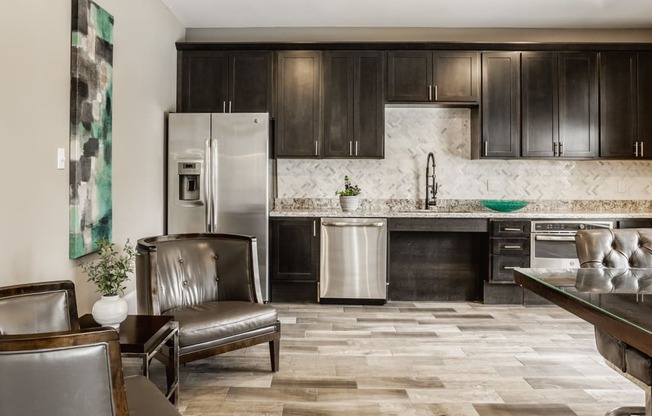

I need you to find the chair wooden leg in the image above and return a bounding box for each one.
[269,337,280,372]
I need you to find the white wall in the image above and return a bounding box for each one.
[0,0,184,313]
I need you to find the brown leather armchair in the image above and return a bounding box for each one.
[136,233,280,370]
[0,328,181,416]
[576,228,652,416]
[0,280,79,334]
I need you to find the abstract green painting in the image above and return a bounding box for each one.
[69,0,114,258]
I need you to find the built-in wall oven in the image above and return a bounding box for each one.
[530,220,613,268]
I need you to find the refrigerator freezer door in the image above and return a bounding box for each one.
[211,113,270,301]
[167,113,211,234]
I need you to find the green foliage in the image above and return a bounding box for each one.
[335,175,362,196]
[80,238,135,296]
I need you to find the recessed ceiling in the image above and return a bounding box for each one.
[159,0,652,29]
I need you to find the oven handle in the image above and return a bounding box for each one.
[534,235,576,242]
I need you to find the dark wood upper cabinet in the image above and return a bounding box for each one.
[386,51,479,103]
[229,52,273,113]
[600,52,652,159]
[178,51,271,113]
[323,51,385,158]
[275,51,323,158]
[481,52,520,158]
[179,51,228,112]
[639,53,652,158]
[522,52,598,158]
[557,52,599,158]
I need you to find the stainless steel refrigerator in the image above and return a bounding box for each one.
[166,113,273,301]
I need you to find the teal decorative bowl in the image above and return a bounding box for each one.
[481,200,529,212]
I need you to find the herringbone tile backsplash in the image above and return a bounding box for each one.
[277,107,652,201]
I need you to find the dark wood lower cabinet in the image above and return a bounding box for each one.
[269,218,320,302]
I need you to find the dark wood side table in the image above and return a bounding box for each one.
[80,314,179,405]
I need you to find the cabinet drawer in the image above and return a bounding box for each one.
[492,238,530,255]
[491,255,530,283]
[491,220,530,237]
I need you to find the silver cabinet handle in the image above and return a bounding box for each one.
[315,140,318,156]
[222,101,226,113]
[434,85,438,101]
[503,228,522,232]
[349,141,353,156]
[642,141,645,157]
[228,101,232,113]
[635,141,639,157]
[313,220,316,237]
[322,222,385,227]
[428,85,433,101]
[503,266,518,270]
[503,245,523,249]
[534,235,576,242]
[483,141,488,157]
[355,140,358,156]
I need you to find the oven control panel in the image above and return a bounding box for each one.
[532,221,613,233]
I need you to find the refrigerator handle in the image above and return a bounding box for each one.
[204,139,212,233]
[209,138,219,232]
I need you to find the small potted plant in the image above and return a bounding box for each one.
[80,237,136,329]
[335,175,362,212]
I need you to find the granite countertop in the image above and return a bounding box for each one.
[271,198,652,219]
[270,208,652,219]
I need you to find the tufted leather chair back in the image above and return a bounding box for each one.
[136,234,261,315]
[575,228,652,269]
[0,281,79,335]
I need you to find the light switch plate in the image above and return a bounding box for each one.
[57,148,66,170]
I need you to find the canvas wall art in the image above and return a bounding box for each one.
[69,0,114,258]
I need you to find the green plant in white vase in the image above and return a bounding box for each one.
[335,175,362,212]
[80,238,135,329]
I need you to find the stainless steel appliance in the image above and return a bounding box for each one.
[530,220,613,268]
[167,113,273,301]
[319,218,388,304]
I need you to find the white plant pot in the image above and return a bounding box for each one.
[339,195,360,212]
[92,295,128,329]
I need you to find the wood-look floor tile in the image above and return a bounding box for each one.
[283,402,382,416]
[382,402,481,415]
[271,377,357,389]
[473,403,578,416]
[226,387,318,402]
[356,376,443,389]
[316,387,410,403]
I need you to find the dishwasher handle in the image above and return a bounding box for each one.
[322,221,385,227]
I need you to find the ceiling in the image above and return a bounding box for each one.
[159,0,652,29]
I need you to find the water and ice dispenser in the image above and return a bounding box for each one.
[178,161,201,201]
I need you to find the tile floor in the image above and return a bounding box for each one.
[136,302,645,416]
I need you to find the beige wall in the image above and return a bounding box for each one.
[0,0,184,313]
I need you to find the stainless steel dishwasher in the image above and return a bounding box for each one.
[319,218,387,304]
